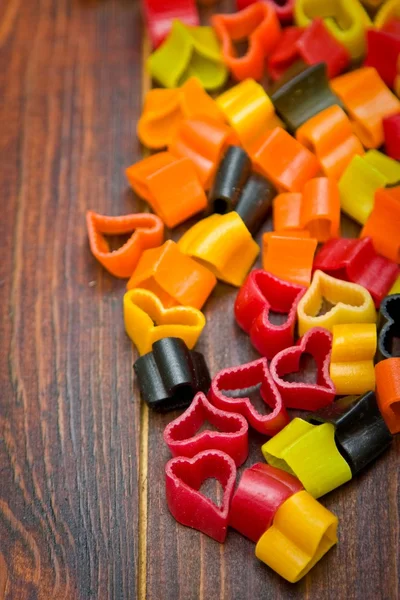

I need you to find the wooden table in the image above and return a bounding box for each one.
[0,0,399,598]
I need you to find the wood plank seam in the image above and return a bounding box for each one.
[138,32,151,600]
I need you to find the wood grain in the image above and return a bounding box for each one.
[0,0,399,599]
[0,0,143,598]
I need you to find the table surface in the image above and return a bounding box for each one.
[1,0,399,598]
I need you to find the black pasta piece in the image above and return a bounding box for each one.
[133,337,211,412]
[209,145,252,214]
[235,173,276,235]
[270,62,343,132]
[307,391,393,476]
[376,293,400,362]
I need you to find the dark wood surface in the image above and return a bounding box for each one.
[0,0,399,598]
